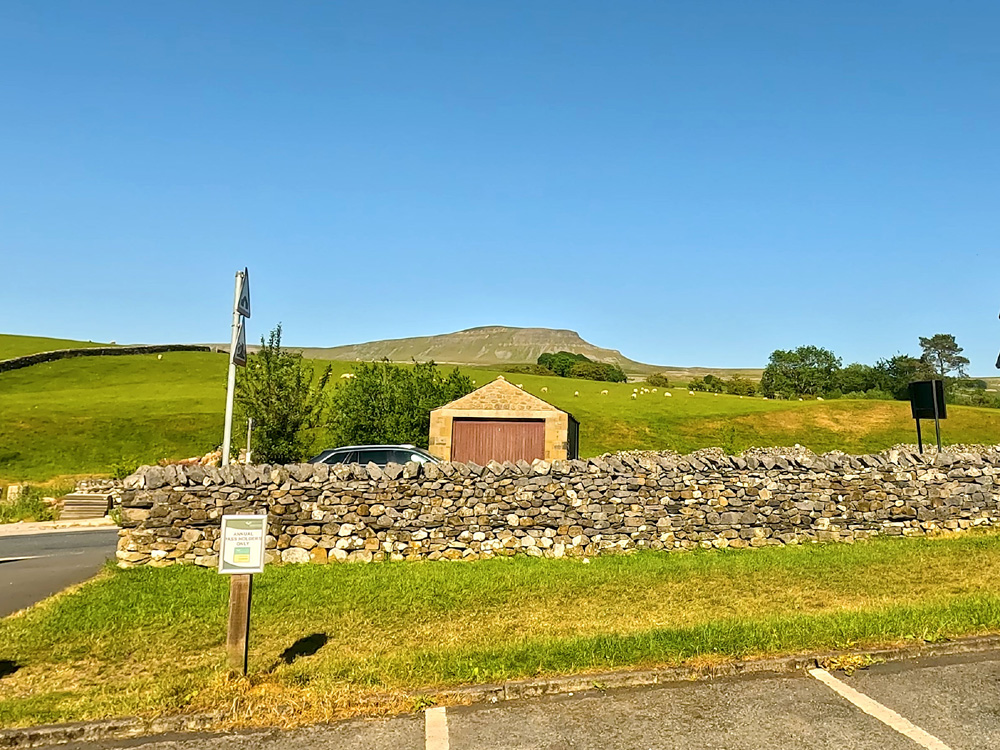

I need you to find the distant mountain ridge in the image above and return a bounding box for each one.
[295,326,664,374]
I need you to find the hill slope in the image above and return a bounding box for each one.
[2,351,1000,483]
[0,334,109,361]
[299,326,665,373]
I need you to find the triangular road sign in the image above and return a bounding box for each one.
[233,319,248,367]
[236,268,251,318]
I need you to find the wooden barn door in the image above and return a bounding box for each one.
[451,419,545,464]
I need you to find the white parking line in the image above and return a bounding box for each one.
[0,556,45,563]
[808,668,953,750]
[425,706,449,750]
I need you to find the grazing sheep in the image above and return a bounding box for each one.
[574,391,579,397]
[516,383,523,389]
[340,372,355,379]
[798,398,804,401]
[633,388,638,393]
[664,391,672,397]
[817,396,824,401]
[630,392,637,400]
[714,393,718,396]
[652,388,657,393]
[541,386,548,393]
[600,389,608,395]
[689,391,695,395]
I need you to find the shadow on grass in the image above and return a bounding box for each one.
[0,660,20,679]
[269,633,329,672]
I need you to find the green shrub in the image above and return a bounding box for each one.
[646,373,671,388]
[110,457,140,480]
[0,486,58,524]
[568,361,627,383]
[500,364,556,376]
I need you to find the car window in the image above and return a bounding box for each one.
[407,452,431,464]
[357,449,393,465]
[324,450,357,465]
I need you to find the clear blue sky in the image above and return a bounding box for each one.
[2,1,997,371]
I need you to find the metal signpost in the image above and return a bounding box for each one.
[219,514,267,674]
[222,268,251,467]
[908,380,947,454]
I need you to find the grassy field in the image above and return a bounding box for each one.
[2,534,1000,728]
[2,353,1000,483]
[0,333,109,361]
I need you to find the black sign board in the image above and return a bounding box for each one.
[908,379,946,453]
[908,380,947,421]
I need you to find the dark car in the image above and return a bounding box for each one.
[307,444,440,467]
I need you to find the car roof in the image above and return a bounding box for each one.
[322,444,423,451]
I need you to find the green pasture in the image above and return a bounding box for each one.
[2,534,1000,727]
[0,333,109,361]
[1,352,999,483]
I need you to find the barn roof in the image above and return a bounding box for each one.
[434,376,566,414]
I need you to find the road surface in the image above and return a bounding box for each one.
[42,650,1000,749]
[0,529,118,617]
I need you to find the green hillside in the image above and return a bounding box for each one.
[2,351,1000,483]
[0,333,110,360]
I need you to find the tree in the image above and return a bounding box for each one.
[537,351,590,377]
[236,325,332,463]
[872,354,934,400]
[328,360,473,448]
[759,346,842,398]
[724,376,757,396]
[567,361,627,382]
[837,363,879,394]
[918,334,970,379]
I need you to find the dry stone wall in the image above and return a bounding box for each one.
[116,449,1000,567]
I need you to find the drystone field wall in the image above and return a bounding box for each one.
[0,344,213,373]
[116,449,1000,567]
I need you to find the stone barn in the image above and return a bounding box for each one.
[429,377,580,464]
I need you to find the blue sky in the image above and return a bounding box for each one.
[2,1,997,371]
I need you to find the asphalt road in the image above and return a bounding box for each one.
[0,529,118,617]
[47,650,1000,750]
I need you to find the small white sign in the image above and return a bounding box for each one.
[219,514,267,574]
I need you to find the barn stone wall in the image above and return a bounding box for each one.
[116,448,1000,567]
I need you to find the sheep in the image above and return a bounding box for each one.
[652,388,657,392]
[157,354,162,360]
[574,391,579,397]
[664,391,672,397]
[515,383,523,389]
[600,389,608,395]
[340,372,355,379]
[630,392,637,400]
[541,386,548,393]
[633,388,638,393]
[817,396,824,401]
[798,398,804,401]
[689,391,695,395]
[714,393,718,396]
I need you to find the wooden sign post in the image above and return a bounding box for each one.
[219,514,267,676]
[227,574,253,674]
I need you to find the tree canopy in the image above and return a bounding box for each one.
[236,324,331,463]
[328,360,473,448]
[919,333,970,379]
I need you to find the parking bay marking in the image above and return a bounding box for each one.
[425,706,449,750]
[808,668,953,750]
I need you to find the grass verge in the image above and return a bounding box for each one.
[3,533,1000,729]
[0,486,65,524]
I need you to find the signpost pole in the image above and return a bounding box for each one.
[915,419,923,454]
[245,418,254,465]
[226,573,253,675]
[221,270,244,467]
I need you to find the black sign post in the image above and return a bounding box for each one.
[908,380,946,453]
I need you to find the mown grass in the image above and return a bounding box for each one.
[0,333,108,360]
[2,352,1000,483]
[2,533,1000,728]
